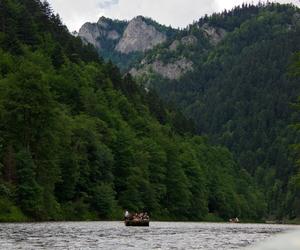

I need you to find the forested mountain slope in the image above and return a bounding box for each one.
[80,3,300,220]
[0,0,265,221]
[130,3,300,219]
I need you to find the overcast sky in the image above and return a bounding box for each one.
[47,0,300,31]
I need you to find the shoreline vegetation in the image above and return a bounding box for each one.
[0,194,298,224]
[1,210,299,225]
[0,220,298,225]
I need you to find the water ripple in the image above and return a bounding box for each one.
[0,222,298,249]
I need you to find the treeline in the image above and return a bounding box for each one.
[287,52,300,220]
[138,3,300,220]
[0,0,265,221]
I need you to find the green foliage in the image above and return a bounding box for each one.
[15,150,43,219]
[137,3,300,219]
[0,0,265,222]
[91,183,116,219]
[0,197,27,222]
[286,54,300,220]
[287,173,300,218]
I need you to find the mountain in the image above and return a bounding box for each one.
[79,16,127,51]
[130,22,228,81]
[0,0,265,222]
[78,16,177,69]
[79,3,300,220]
[138,3,300,219]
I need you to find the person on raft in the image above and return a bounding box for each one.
[124,211,149,221]
[124,210,130,220]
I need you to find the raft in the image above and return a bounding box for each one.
[125,219,150,227]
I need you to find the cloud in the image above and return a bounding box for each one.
[102,0,219,28]
[98,0,119,9]
[215,0,300,10]
[47,0,108,31]
[47,0,300,31]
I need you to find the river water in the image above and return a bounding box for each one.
[0,221,298,249]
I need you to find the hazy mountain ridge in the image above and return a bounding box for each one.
[79,16,127,51]
[129,22,228,80]
[78,15,177,68]
[78,15,233,81]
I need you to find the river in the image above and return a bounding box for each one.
[0,221,298,249]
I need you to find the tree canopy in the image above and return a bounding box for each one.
[0,0,266,221]
[134,3,300,220]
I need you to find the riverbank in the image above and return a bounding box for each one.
[0,200,299,225]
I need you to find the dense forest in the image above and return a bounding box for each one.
[133,3,300,220]
[0,0,266,222]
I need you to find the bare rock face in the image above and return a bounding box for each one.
[152,59,193,79]
[115,16,167,54]
[107,30,120,40]
[181,35,198,46]
[78,17,122,51]
[169,35,197,52]
[130,57,193,80]
[201,23,227,45]
[78,16,168,55]
[79,22,102,49]
[169,40,180,51]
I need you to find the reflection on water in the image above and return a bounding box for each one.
[0,222,298,249]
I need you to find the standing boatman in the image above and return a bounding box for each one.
[124,210,130,220]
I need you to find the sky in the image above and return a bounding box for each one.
[47,0,300,31]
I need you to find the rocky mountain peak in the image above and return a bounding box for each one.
[97,16,111,28]
[97,16,110,22]
[78,16,168,55]
[78,22,102,49]
[115,16,167,54]
[200,23,227,45]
